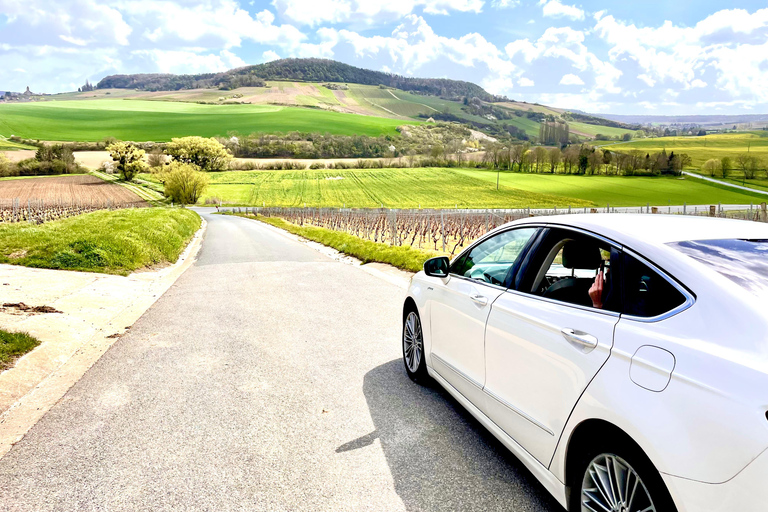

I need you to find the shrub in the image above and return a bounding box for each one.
[166,136,232,171]
[309,162,326,169]
[162,162,210,204]
[107,142,148,181]
[147,147,166,168]
[0,153,18,177]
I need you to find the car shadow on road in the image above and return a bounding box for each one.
[352,359,565,512]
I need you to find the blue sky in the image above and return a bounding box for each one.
[2,0,768,114]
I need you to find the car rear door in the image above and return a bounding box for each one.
[429,227,539,403]
[482,227,621,465]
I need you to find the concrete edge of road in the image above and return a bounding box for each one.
[238,214,413,290]
[0,218,207,459]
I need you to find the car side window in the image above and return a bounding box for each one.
[622,253,687,318]
[519,229,621,312]
[450,228,537,286]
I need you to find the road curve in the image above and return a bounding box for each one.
[0,211,562,512]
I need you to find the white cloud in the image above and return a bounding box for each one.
[270,0,484,27]
[593,7,768,100]
[492,0,519,8]
[262,50,281,62]
[559,73,583,85]
[319,15,516,79]
[539,0,585,21]
[518,77,534,86]
[505,26,621,93]
[132,49,246,74]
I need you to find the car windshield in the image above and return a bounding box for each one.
[668,239,768,298]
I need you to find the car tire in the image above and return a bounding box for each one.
[570,441,677,512]
[403,308,429,384]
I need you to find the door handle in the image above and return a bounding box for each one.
[561,328,598,350]
[470,293,488,306]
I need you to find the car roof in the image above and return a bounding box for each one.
[510,214,768,248]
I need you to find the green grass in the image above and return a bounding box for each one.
[0,330,42,371]
[0,99,415,142]
[236,213,436,272]
[0,208,200,275]
[453,170,768,206]
[141,168,593,208]
[605,132,768,167]
[0,139,36,151]
[569,122,635,138]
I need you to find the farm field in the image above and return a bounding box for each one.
[604,132,768,167]
[140,168,593,209]
[453,170,767,207]
[569,122,636,138]
[0,99,415,142]
[0,174,147,207]
[0,140,36,151]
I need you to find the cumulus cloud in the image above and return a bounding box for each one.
[262,50,281,62]
[593,7,768,101]
[270,0,484,27]
[559,73,583,85]
[518,77,534,86]
[505,26,621,93]
[492,0,519,8]
[132,49,246,74]
[539,0,585,21]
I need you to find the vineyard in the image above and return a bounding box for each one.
[225,204,768,256]
[0,175,148,223]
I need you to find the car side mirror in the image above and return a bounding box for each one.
[424,256,450,278]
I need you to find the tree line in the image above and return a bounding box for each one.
[483,144,690,176]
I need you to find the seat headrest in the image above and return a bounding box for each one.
[562,240,603,270]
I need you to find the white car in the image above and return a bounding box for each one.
[402,214,768,512]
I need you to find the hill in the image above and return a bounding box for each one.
[96,58,501,102]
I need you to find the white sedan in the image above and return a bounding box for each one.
[402,214,768,512]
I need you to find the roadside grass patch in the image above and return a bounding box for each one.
[235,213,436,272]
[0,208,200,275]
[0,330,41,371]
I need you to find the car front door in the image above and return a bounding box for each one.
[429,227,538,403]
[482,228,621,465]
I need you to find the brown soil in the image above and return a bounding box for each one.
[2,302,62,314]
[0,175,148,208]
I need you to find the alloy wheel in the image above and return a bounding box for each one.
[581,453,656,512]
[403,312,423,373]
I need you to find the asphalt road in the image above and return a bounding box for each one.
[0,212,563,512]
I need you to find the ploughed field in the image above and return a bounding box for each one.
[0,175,147,208]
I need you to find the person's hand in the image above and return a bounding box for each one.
[589,269,604,309]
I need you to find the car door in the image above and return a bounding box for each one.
[482,227,621,465]
[429,227,539,403]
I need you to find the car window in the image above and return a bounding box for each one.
[668,239,768,299]
[623,253,687,318]
[520,229,620,312]
[450,228,537,286]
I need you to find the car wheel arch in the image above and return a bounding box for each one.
[563,418,672,508]
[403,297,418,320]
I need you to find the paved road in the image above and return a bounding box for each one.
[683,171,768,196]
[0,212,562,511]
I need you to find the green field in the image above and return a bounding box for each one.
[142,168,593,208]
[0,99,415,142]
[140,166,764,208]
[605,132,768,167]
[569,122,636,138]
[0,208,200,275]
[454,170,767,206]
[0,139,36,151]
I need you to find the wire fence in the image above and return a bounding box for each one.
[223,202,768,256]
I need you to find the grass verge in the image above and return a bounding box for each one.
[0,330,41,371]
[0,208,200,275]
[233,213,435,272]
